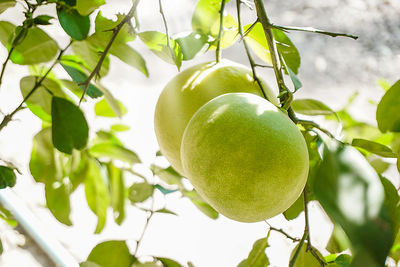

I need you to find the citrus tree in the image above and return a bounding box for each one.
[0,0,399,266]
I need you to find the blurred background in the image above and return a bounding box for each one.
[0,0,399,266]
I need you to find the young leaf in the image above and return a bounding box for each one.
[376,80,400,133]
[94,98,127,118]
[157,257,183,267]
[243,22,271,64]
[72,40,110,77]
[10,27,58,65]
[107,163,126,225]
[351,138,397,158]
[76,0,105,16]
[60,61,103,98]
[108,43,148,77]
[51,97,89,154]
[0,0,16,14]
[192,0,231,37]
[0,166,16,189]
[45,182,72,225]
[183,190,218,219]
[111,124,130,132]
[30,128,57,184]
[238,237,269,267]
[87,240,134,267]
[0,205,17,227]
[150,165,183,188]
[175,32,207,60]
[57,7,90,40]
[138,31,183,70]
[312,144,393,266]
[0,21,15,47]
[89,143,140,165]
[272,28,301,74]
[155,208,177,216]
[94,12,135,43]
[20,76,67,121]
[128,182,154,203]
[33,15,54,25]
[84,159,110,233]
[291,99,334,116]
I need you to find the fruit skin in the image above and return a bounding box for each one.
[181,93,308,222]
[290,243,323,267]
[154,60,279,175]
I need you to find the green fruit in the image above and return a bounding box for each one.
[154,60,278,175]
[181,93,308,222]
[290,243,323,267]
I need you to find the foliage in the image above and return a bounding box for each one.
[0,0,398,266]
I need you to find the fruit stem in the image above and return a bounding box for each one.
[216,0,226,63]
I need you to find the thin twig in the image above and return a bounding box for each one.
[158,0,175,66]
[265,221,300,242]
[0,47,15,88]
[236,0,268,99]
[0,41,72,131]
[271,24,358,40]
[79,0,140,104]
[134,196,155,256]
[253,0,292,109]
[216,0,226,63]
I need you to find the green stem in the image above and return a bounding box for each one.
[158,0,176,66]
[289,231,307,267]
[271,24,358,40]
[216,0,226,63]
[0,47,14,88]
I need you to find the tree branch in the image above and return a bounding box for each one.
[78,0,140,104]
[0,41,72,132]
[271,24,358,40]
[265,221,300,242]
[216,0,226,63]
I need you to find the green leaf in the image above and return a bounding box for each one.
[291,99,335,116]
[87,241,134,267]
[51,97,89,154]
[60,61,103,98]
[0,205,17,227]
[368,157,390,174]
[155,208,177,216]
[94,12,135,44]
[138,31,183,70]
[71,40,109,77]
[76,0,105,16]
[0,166,16,189]
[183,190,219,219]
[244,22,271,64]
[10,27,58,65]
[89,143,140,165]
[238,237,269,267]
[94,98,127,118]
[377,80,400,132]
[20,76,67,121]
[107,163,126,225]
[334,254,351,267]
[157,257,183,267]
[68,151,88,190]
[0,21,15,47]
[312,144,393,266]
[209,13,238,49]
[109,42,148,76]
[175,32,207,60]
[45,182,72,225]
[272,28,301,74]
[192,0,231,37]
[57,7,90,40]
[351,138,397,158]
[111,124,130,132]
[287,66,302,92]
[128,182,154,203]
[0,0,15,14]
[33,15,54,25]
[30,128,57,184]
[283,193,303,220]
[80,262,102,267]
[380,177,400,238]
[84,159,110,233]
[326,224,351,254]
[150,165,183,188]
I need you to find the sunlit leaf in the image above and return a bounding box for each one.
[107,163,126,225]
[272,28,301,74]
[208,13,238,49]
[10,27,58,65]
[312,144,393,266]
[80,262,101,267]
[85,158,110,233]
[76,0,105,16]
[238,236,269,267]
[351,138,397,158]
[72,40,109,77]
[111,124,130,132]
[291,99,334,116]
[45,182,72,225]
[89,143,140,165]
[57,7,90,40]
[175,32,207,60]
[157,257,183,267]
[94,98,127,118]
[183,190,218,219]
[109,43,148,77]
[87,240,134,267]
[94,12,135,43]
[192,0,231,37]
[150,165,183,188]
[376,80,400,133]
[0,21,15,47]
[244,22,271,64]
[138,31,183,70]
[0,0,16,14]
[0,166,16,189]
[128,182,154,203]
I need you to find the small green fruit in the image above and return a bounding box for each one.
[154,60,278,175]
[181,93,308,222]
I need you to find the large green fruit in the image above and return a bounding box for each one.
[154,60,278,175]
[289,243,323,267]
[181,93,308,222]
